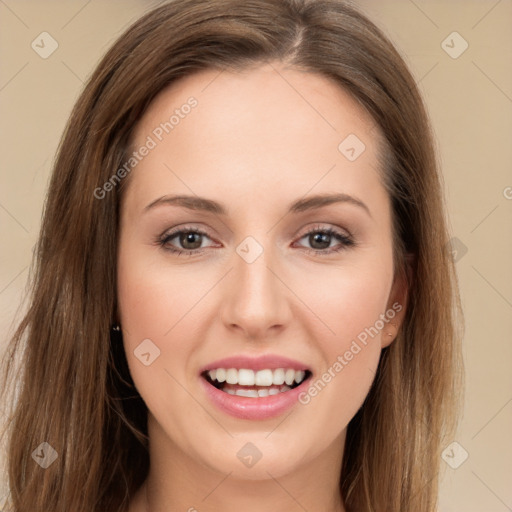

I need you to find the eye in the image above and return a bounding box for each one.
[294,225,355,255]
[156,224,355,257]
[157,227,215,256]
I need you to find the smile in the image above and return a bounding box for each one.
[203,368,310,397]
[199,354,313,420]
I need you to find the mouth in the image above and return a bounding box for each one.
[201,368,312,398]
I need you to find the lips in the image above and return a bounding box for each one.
[199,354,310,373]
[199,354,313,420]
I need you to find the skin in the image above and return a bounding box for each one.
[118,61,408,512]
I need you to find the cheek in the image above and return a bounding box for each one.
[116,243,188,399]
[117,241,198,338]
[291,263,390,422]
[294,322,384,456]
[290,257,391,347]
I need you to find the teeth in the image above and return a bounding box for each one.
[206,367,308,387]
[272,368,285,385]
[235,389,259,397]
[221,384,293,398]
[285,368,295,385]
[226,368,238,384]
[238,368,255,386]
[294,370,305,383]
[255,369,273,386]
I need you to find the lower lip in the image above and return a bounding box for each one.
[200,376,310,420]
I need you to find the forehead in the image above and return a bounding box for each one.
[124,62,386,217]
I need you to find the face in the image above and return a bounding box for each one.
[117,62,407,481]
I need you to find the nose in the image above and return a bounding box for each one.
[220,240,292,341]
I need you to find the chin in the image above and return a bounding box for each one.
[191,430,314,481]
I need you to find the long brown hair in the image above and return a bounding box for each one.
[1,0,464,510]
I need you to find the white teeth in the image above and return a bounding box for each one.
[285,369,295,385]
[220,384,294,398]
[226,368,238,384]
[255,369,273,386]
[226,386,292,397]
[206,367,308,387]
[272,368,285,385]
[235,389,259,397]
[238,369,255,386]
[205,367,309,397]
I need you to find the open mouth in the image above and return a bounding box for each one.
[202,368,312,398]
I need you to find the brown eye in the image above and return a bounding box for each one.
[296,226,355,255]
[158,227,213,255]
[308,231,332,250]
[177,231,203,250]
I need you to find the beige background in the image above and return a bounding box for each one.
[1,0,511,510]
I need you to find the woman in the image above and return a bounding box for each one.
[1,0,464,510]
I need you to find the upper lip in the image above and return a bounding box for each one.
[199,354,311,374]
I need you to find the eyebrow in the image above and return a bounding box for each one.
[144,192,372,218]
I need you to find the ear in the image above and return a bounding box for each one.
[381,253,414,348]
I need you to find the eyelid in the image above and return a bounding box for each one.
[296,222,352,240]
[294,224,355,253]
[157,222,355,256]
[159,225,218,249]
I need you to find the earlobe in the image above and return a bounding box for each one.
[382,321,398,347]
[382,254,413,348]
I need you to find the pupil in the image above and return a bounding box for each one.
[311,232,330,249]
[178,232,331,251]
[181,232,201,250]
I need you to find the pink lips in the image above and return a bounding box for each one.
[199,354,312,421]
[199,354,310,373]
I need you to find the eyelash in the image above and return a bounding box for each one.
[156,224,355,258]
